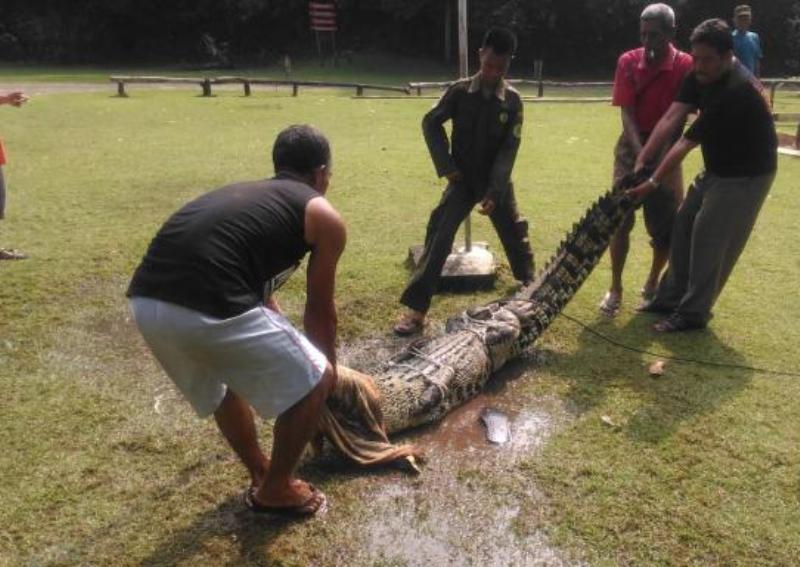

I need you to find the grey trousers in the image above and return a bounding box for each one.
[400,182,534,313]
[653,170,775,325]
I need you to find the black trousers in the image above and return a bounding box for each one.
[400,182,534,313]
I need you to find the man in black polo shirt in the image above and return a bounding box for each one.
[629,18,777,332]
[394,27,535,335]
[128,124,346,516]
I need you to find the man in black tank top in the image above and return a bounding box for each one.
[128,125,346,517]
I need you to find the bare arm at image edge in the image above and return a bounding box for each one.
[0,92,28,107]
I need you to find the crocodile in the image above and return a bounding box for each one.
[317,175,640,469]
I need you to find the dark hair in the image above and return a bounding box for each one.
[272,124,331,175]
[482,27,517,56]
[690,18,734,54]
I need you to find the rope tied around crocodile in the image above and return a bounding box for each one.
[318,174,644,470]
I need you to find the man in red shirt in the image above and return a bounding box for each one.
[599,3,692,316]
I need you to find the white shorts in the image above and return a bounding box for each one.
[129,297,328,418]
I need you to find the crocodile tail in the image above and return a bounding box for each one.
[319,365,424,467]
[513,173,645,350]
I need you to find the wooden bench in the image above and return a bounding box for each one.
[110,76,214,97]
[111,75,410,97]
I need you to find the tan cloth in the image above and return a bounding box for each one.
[318,366,423,468]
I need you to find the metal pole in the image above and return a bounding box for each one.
[458,0,472,251]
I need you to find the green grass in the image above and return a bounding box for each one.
[0,53,457,85]
[0,78,799,565]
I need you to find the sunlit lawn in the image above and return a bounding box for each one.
[0,76,798,564]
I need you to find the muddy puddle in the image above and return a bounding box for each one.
[332,336,579,566]
[340,335,565,460]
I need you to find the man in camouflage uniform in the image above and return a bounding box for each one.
[394,27,534,335]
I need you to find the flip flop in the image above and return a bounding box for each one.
[393,314,424,336]
[598,291,621,317]
[244,485,328,518]
[638,288,662,312]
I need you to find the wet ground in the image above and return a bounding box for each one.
[49,285,582,563]
[326,335,580,566]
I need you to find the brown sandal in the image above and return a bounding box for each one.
[393,313,424,336]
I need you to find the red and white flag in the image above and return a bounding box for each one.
[309,2,337,32]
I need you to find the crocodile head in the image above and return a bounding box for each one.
[445,303,521,370]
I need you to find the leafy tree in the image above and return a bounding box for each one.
[0,0,796,74]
